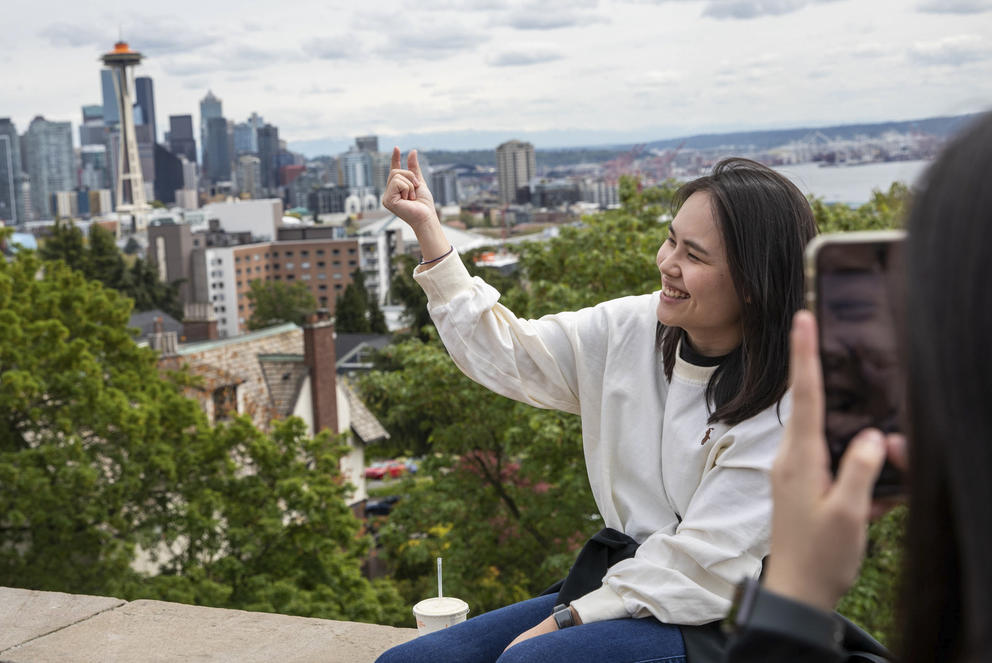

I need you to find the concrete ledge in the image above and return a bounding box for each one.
[0,587,418,663]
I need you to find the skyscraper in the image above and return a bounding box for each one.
[23,116,73,220]
[199,91,222,177]
[100,70,120,125]
[496,139,536,205]
[206,116,231,182]
[135,76,157,143]
[79,105,107,146]
[167,115,197,164]
[0,118,26,224]
[256,124,279,193]
[355,135,379,153]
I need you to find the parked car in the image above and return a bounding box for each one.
[364,460,407,480]
[366,495,401,517]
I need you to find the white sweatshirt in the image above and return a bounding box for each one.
[414,251,789,626]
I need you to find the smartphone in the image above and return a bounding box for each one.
[804,230,906,497]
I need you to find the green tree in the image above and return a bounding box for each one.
[335,272,371,333]
[38,218,87,272]
[246,280,317,330]
[125,416,407,625]
[360,337,596,616]
[335,270,388,334]
[390,254,432,339]
[0,246,205,593]
[0,239,405,624]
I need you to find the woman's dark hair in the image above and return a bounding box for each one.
[899,112,992,663]
[658,157,817,426]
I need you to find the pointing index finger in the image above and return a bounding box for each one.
[391,146,401,170]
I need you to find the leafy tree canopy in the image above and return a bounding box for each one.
[0,240,405,625]
[246,279,317,330]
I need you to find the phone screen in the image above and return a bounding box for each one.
[814,236,906,496]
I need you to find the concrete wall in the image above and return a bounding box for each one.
[0,586,416,662]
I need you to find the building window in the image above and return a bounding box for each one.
[333,273,342,279]
[348,248,356,254]
[235,257,241,263]
[237,281,242,287]
[317,249,325,256]
[318,284,327,291]
[212,384,237,420]
[254,254,260,261]
[301,250,309,257]
[255,266,261,272]
[332,249,340,255]
[301,274,311,280]
[333,260,341,266]
[287,274,295,280]
[335,284,343,290]
[271,251,278,257]
[318,273,326,279]
[286,262,294,269]
[274,275,282,280]
[301,262,310,269]
[285,250,294,257]
[348,260,357,266]
[319,296,328,306]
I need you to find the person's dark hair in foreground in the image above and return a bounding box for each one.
[722,111,992,663]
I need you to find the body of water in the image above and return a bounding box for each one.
[776,159,931,205]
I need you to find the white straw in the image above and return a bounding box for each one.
[437,557,443,598]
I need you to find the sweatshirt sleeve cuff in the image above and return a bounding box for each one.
[412,249,474,304]
[569,585,630,624]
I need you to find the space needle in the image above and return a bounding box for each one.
[101,41,150,228]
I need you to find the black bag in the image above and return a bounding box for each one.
[543,527,893,663]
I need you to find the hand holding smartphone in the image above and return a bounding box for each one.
[805,231,907,497]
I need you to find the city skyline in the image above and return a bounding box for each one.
[4,0,992,155]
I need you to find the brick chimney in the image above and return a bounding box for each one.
[303,310,338,435]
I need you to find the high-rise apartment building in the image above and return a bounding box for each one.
[0,118,26,224]
[496,139,536,205]
[236,154,262,199]
[342,148,373,189]
[167,115,197,164]
[23,116,74,220]
[199,91,222,178]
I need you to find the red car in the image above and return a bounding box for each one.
[364,460,407,480]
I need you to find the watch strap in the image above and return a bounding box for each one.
[552,603,576,629]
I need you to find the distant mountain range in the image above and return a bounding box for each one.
[640,114,978,152]
[288,113,979,167]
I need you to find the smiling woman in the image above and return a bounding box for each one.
[376,151,816,663]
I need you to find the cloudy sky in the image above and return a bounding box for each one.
[3,0,992,154]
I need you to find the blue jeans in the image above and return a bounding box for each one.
[376,594,686,663]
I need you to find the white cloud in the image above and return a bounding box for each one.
[702,0,840,19]
[917,0,992,14]
[909,35,992,66]
[487,45,565,66]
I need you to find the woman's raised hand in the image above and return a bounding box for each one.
[763,311,901,612]
[382,147,439,231]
